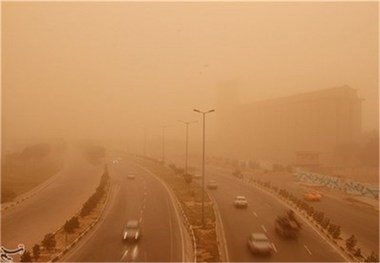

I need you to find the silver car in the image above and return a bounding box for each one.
[233,196,248,208]
[247,233,273,255]
[123,220,141,241]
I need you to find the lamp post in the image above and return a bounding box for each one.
[193,108,215,227]
[178,120,197,175]
[160,125,169,164]
[143,127,147,158]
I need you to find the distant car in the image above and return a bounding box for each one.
[123,220,141,241]
[233,196,248,208]
[193,174,202,179]
[304,191,321,201]
[207,180,218,189]
[247,233,273,255]
[127,174,136,179]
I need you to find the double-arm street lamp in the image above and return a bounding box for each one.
[193,108,215,227]
[177,120,197,176]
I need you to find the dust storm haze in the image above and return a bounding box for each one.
[1,2,380,262]
[2,2,378,154]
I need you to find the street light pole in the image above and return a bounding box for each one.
[193,109,215,228]
[178,120,197,175]
[161,125,168,164]
[143,127,147,158]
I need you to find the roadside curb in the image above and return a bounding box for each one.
[135,163,196,262]
[207,191,229,262]
[243,177,354,262]
[47,179,112,263]
[1,169,62,212]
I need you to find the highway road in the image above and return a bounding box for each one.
[1,147,102,250]
[213,166,379,255]
[205,168,347,262]
[63,158,184,262]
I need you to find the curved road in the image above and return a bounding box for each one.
[1,148,102,250]
[63,158,184,262]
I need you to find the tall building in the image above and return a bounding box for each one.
[215,86,363,165]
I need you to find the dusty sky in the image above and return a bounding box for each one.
[2,2,379,149]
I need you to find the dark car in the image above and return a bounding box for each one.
[123,220,141,241]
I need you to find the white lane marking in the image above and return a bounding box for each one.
[252,211,258,217]
[304,245,312,255]
[261,225,267,233]
[131,245,139,260]
[264,202,271,208]
[166,196,175,262]
[272,243,278,253]
[121,249,129,261]
[135,164,185,262]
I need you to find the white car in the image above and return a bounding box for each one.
[247,233,273,255]
[123,220,141,241]
[233,196,248,208]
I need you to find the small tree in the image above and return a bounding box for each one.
[364,251,379,262]
[20,250,32,262]
[42,233,56,250]
[184,173,192,184]
[332,225,341,239]
[345,235,357,251]
[354,248,362,258]
[32,244,40,261]
[321,217,330,229]
[328,224,336,235]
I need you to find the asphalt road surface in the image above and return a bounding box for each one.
[1,148,102,250]
[63,158,184,262]
[212,165,379,256]
[205,169,347,262]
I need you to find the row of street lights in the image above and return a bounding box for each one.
[142,108,215,228]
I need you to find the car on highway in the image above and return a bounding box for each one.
[193,173,202,179]
[247,233,273,255]
[207,180,218,189]
[127,174,136,179]
[303,191,322,201]
[123,220,141,241]
[233,196,248,208]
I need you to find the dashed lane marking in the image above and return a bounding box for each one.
[252,211,258,217]
[304,245,312,255]
[121,249,129,261]
[272,243,278,253]
[261,225,267,233]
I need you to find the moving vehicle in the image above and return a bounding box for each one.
[247,233,273,255]
[127,174,136,179]
[275,210,302,238]
[123,220,141,241]
[233,196,248,208]
[207,180,218,189]
[304,191,322,201]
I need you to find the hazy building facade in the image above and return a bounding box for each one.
[215,86,362,165]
